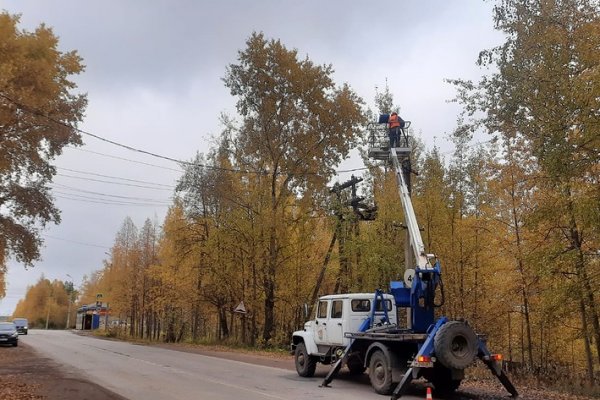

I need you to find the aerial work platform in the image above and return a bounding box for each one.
[367,118,412,161]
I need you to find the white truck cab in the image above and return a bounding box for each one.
[291,293,396,377]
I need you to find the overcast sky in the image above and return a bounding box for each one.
[0,1,503,315]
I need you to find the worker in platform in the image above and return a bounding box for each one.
[388,112,402,148]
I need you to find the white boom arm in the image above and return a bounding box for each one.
[390,148,430,269]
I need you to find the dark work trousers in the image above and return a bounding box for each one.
[389,127,400,148]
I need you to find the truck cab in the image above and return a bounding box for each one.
[291,293,396,376]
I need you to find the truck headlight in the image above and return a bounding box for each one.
[11,332,18,338]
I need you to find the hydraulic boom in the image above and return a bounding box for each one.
[390,148,430,270]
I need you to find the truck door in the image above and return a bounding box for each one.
[327,299,344,345]
[314,299,329,345]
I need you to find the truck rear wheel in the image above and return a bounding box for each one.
[368,350,393,394]
[434,321,478,370]
[295,342,317,377]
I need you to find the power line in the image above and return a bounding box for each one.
[52,189,172,204]
[0,91,250,173]
[66,147,184,173]
[42,234,110,249]
[54,194,171,207]
[58,167,176,188]
[1,92,367,176]
[56,173,174,191]
[50,182,173,201]
[1,92,498,178]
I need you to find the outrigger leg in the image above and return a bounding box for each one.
[478,340,519,397]
[320,340,354,388]
[390,367,416,400]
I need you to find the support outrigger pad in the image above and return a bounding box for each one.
[478,341,519,397]
[390,367,415,400]
[319,358,344,388]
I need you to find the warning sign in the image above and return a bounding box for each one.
[233,301,246,314]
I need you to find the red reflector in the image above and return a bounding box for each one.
[417,355,431,363]
[491,354,503,361]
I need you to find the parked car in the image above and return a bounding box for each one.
[0,322,19,347]
[12,318,28,335]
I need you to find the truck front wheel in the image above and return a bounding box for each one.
[295,342,317,377]
[368,350,393,394]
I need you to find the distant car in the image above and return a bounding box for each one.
[0,322,19,347]
[12,318,28,335]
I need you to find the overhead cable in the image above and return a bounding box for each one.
[56,173,174,191]
[54,194,171,207]
[51,189,172,204]
[42,233,110,249]
[58,167,176,188]
[66,147,184,172]
[1,92,367,175]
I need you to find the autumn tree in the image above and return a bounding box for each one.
[451,0,600,381]
[0,12,87,296]
[223,32,365,342]
[175,149,241,341]
[13,276,71,329]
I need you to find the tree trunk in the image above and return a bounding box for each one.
[509,176,534,369]
[579,298,595,384]
[262,174,279,344]
[251,260,257,347]
[219,305,229,339]
[262,275,275,342]
[521,282,534,368]
[567,191,600,367]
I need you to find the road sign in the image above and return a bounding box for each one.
[233,301,246,314]
[96,293,103,300]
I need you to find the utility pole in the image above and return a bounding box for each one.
[65,274,73,330]
[45,284,54,330]
[45,306,50,330]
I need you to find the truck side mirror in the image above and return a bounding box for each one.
[303,303,309,319]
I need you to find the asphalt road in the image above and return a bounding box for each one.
[24,330,423,400]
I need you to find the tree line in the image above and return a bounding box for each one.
[3,0,600,391]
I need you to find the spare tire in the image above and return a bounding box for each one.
[434,321,478,370]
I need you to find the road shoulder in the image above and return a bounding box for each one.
[0,342,126,400]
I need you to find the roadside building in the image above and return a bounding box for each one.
[75,303,109,330]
